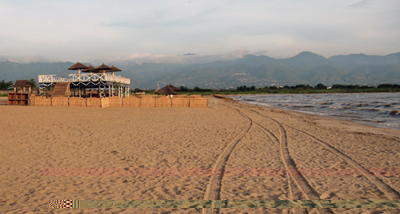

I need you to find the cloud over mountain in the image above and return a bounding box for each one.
[109,49,250,65]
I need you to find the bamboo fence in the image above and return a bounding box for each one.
[27,95,209,108]
[156,97,172,107]
[189,97,208,108]
[87,97,101,108]
[123,96,141,107]
[108,97,123,107]
[34,96,52,106]
[69,97,86,107]
[139,96,156,107]
[101,98,110,108]
[51,97,69,107]
[172,98,189,107]
[30,94,36,106]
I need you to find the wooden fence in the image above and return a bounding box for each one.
[29,96,208,108]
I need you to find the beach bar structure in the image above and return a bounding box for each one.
[37,62,130,98]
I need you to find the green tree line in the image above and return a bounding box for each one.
[0,79,37,90]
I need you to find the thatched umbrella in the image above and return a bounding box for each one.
[94,63,113,74]
[111,65,122,76]
[156,85,179,95]
[68,62,88,77]
[82,64,95,75]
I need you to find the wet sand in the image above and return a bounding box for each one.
[0,96,399,213]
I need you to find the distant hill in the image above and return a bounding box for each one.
[140,51,400,88]
[1,51,399,89]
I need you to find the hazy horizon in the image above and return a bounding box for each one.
[1,0,399,64]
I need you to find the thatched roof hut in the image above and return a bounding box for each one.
[14,80,31,93]
[156,85,179,95]
[168,84,181,91]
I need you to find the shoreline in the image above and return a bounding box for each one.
[225,93,400,132]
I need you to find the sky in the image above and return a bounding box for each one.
[0,0,399,64]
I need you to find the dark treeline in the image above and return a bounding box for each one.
[0,79,14,90]
[179,86,212,92]
[153,83,400,95]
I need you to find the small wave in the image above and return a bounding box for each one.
[357,108,381,112]
[290,105,315,108]
[316,102,334,105]
[345,103,369,107]
[329,106,353,109]
[382,123,400,128]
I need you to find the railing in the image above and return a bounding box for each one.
[38,73,130,85]
[38,75,73,83]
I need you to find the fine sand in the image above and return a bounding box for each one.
[0,96,400,214]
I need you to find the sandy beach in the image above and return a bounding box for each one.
[0,96,400,213]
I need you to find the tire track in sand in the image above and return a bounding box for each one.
[285,125,400,200]
[252,120,308,214]
[250,105,400,200]
[247,108,333,214]
[227,103,314,214]
[232,107,303,213]
[203,108,252,214]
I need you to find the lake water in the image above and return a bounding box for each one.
[231,93,400,130]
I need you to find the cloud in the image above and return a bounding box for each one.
[349,0,371,8]
[0,55,59,63]
[221,48,250,60]
[109,49,250,65]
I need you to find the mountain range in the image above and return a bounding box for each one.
[1,51,399,89]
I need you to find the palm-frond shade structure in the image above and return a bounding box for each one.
[111,65,122,76]
[156,85,179,95]
[94,63,113,74]
[168,84,181,91]
[82,64,95,73]
[111,65,122,71]
[68,62,89,75]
